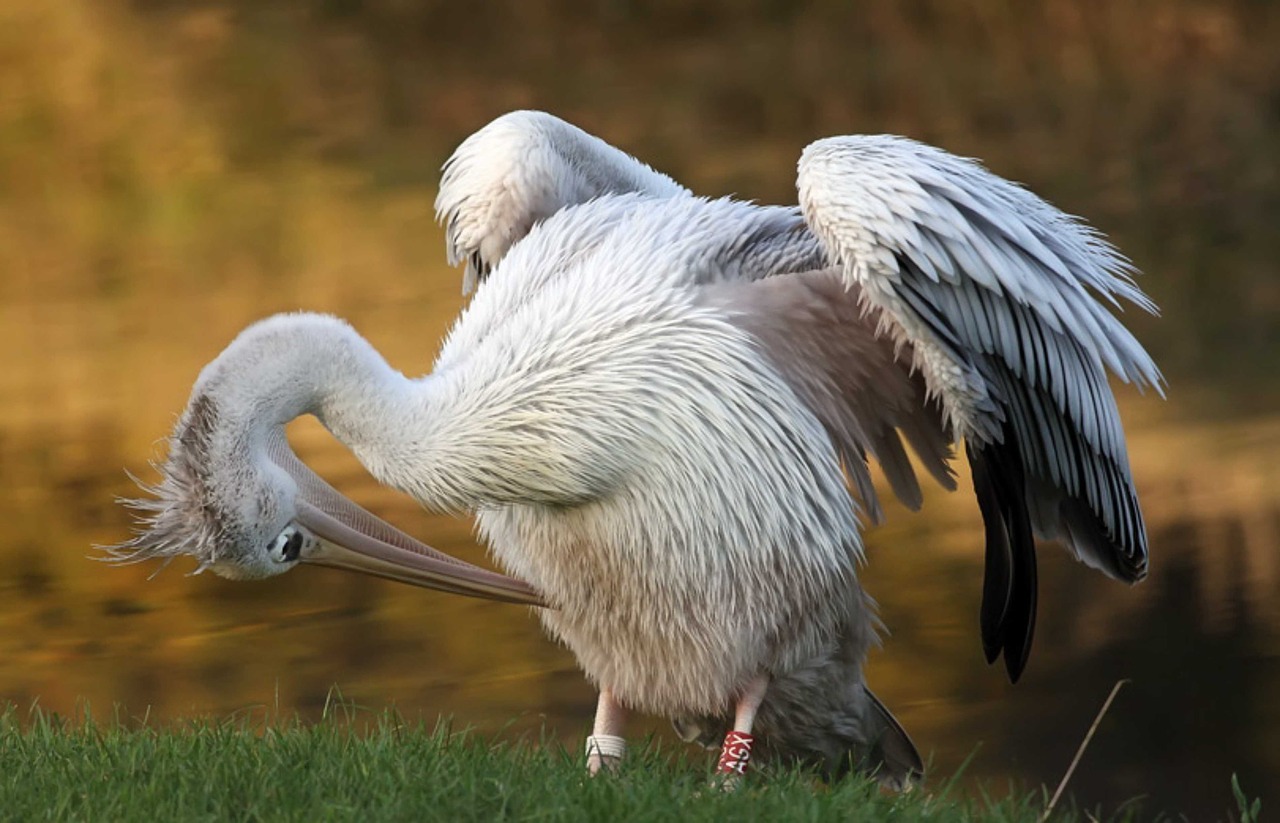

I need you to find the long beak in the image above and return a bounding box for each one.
[266,433,544,608]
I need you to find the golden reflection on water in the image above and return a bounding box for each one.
[3,262,1279,818]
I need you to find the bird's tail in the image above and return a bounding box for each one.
[861,687,924,790]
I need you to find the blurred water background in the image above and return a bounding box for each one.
[1,1,1277,819]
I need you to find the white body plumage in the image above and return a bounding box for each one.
[448,197,871,718]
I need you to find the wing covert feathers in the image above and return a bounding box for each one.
[702,270,954,523]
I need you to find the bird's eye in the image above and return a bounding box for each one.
[268,527,305,563]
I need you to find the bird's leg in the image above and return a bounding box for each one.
[585,688,628,775]
[715,674,770,783]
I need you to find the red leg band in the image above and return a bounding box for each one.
[716,730,755,776]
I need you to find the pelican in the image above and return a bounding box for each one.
[110,111,1161,787]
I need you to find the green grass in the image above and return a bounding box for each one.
[0,705,1137,823]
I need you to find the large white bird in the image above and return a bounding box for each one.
[111,111,1161,787]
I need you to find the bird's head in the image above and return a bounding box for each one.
[109,389,315,580]
[106,333,542,605]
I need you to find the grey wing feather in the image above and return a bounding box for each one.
[700,268,954,524]
[683,205,830,285]
[797,135,1161,680]
[435,110,689,293]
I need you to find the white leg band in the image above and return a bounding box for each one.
[585,734,628,761]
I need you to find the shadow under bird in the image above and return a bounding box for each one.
[109,111,1162,787]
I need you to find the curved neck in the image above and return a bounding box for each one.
[195,313,437,499]
[193,311,614,514]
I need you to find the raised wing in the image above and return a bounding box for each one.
[797,135,1162,681]
[435,111,689,294]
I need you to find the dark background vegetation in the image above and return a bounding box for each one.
[5,0,1278,393]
